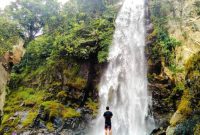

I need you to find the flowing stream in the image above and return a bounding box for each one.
[89,0,155,135]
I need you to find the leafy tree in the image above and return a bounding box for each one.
[150,0,181,69]
[13,35,54,73]
[6,0,60,43]
[76,0,106,17]
[53,17,115,62]
[0,16,20,56]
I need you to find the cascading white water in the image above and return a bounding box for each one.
[89,0,155,135]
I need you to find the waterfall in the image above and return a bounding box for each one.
[89,0,155,135]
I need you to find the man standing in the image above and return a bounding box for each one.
[103,106,113,135]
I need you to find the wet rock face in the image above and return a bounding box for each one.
[145,15,174,131]
[148,74,176,130]
[147,0,200,134]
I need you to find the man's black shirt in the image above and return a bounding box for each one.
[103,111,113,125]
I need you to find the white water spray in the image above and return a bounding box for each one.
[89,0,155,135]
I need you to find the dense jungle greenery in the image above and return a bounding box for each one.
[0,0,199,134]
[0,0,119,133]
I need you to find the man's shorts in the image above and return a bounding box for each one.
[105,124,111,130]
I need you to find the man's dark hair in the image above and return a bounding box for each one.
[106,106,109,110]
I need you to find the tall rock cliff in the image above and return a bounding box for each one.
[148,0,200,134]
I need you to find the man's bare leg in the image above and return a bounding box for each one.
[109,129,112,135]
[105,129,108,135]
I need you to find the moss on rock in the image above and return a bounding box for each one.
[42,101,80,120]
[46,122,54,132]
[22,111,37,127]
[170,89,192,126]
[86,98,99,116]
[194,124,200,135]
[56,91,67,98]
[177,90,192,115]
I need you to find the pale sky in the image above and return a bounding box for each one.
[0,0,69,9]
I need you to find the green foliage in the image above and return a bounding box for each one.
[22,111,37,127]
[53,16,115,62]
[104,0,121,6]
[46,122,55,132]
[94,18,115,63]
[185,52,200,118]
[150,0,171,26]
[9,72,26,89]
[185,52,200,94]
[152,28,181,64]
[194,1,200,15]
[0,116,20,134]
[174,82,185,93]
[76,0,105,17]
[11,35,55,79]
[21,36,54,70]
[48,1,116,63]
[169,89,193,127]
[168,82,185,102]
[6,0,59,41]
[86,98,99,116]
[194,124,200,135]
[177,90,192,115]
[67,77,87,90]
[169,65,184,74]
[42,101,80,119]
[63,65,87,90]
[4,87,48,113]
[62,107,81,118]
[11,1,116,81]
[150,1,181,69]
[1,114,12,124]
[2,85,81,131]
[185,52,200,72]
[0,16,20,56]
[56,91,67,98]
